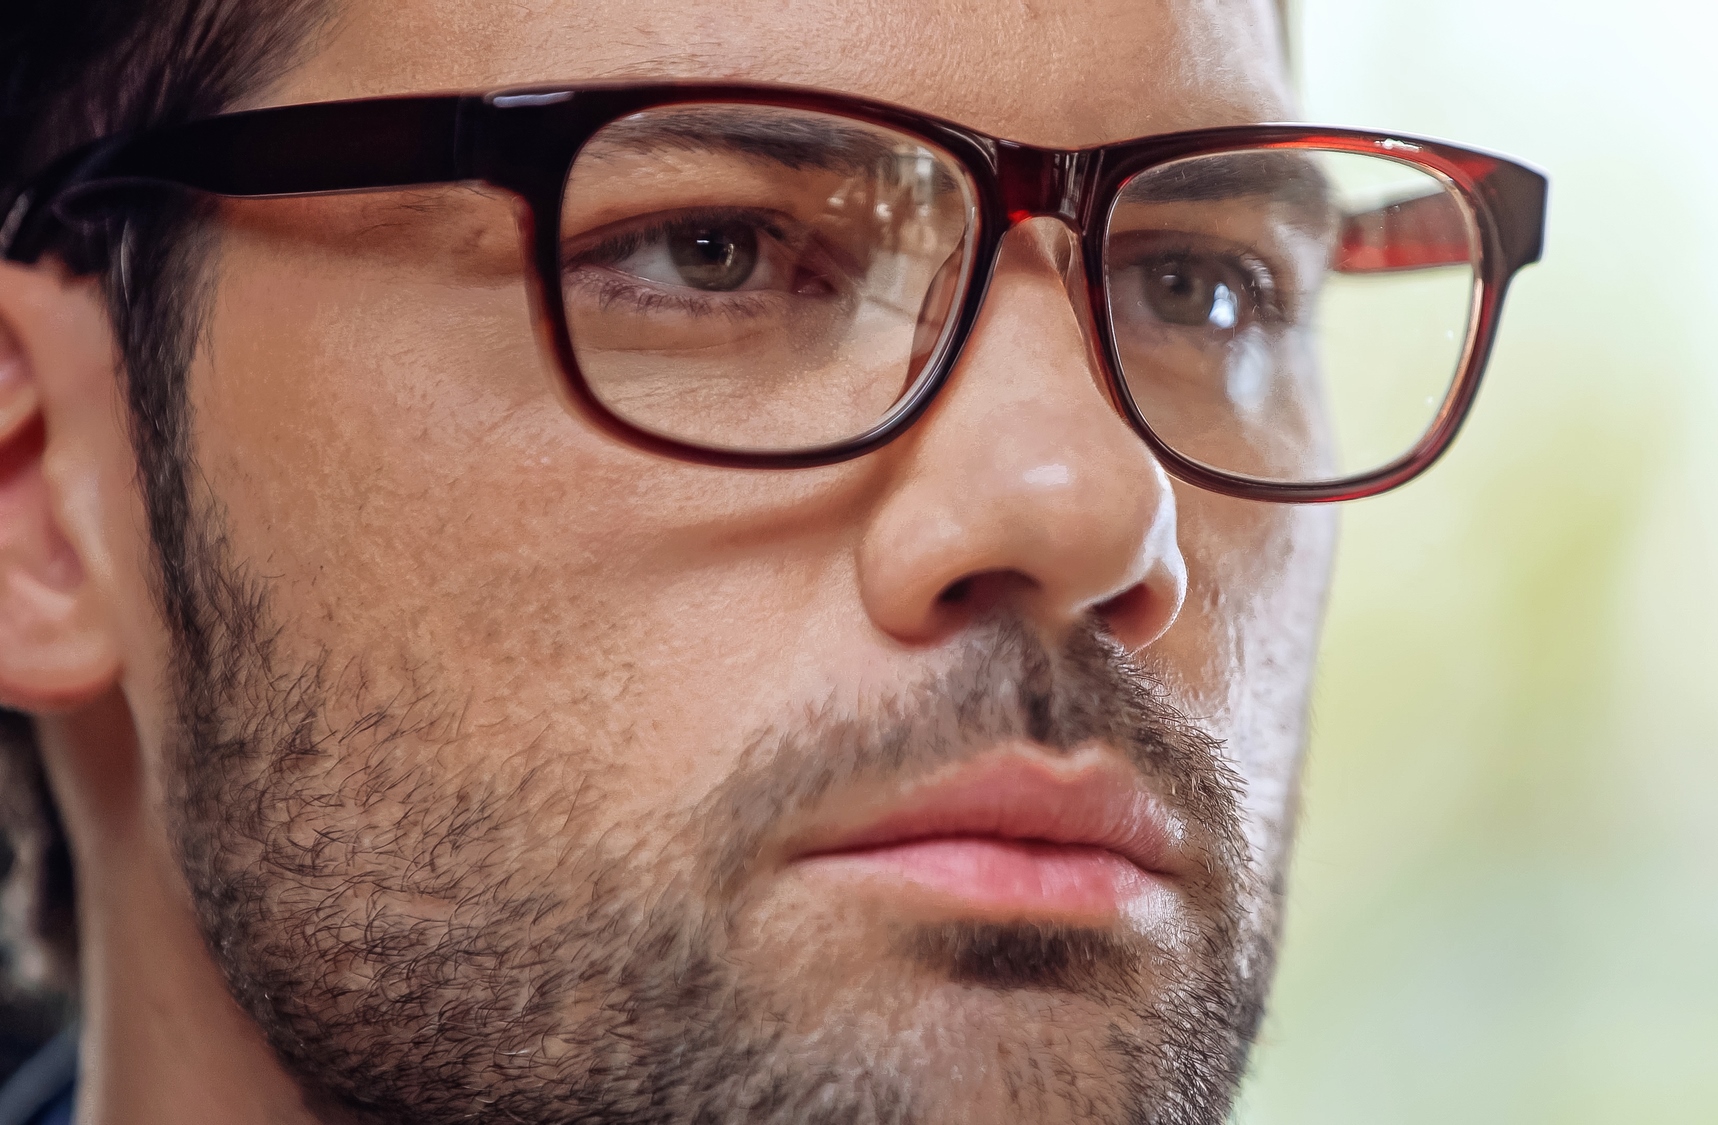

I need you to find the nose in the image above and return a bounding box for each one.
[857,218,1187,652]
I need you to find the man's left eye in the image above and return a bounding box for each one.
[1134,254,1254,331]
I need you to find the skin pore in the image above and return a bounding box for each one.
[0,0,1336,1122]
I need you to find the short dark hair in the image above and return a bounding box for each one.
[0,0,328,1012]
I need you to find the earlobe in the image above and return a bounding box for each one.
[0,262,124,712]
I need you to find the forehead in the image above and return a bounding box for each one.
[275,0,1292,144]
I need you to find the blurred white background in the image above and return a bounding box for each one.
[1236,2,1718,1121]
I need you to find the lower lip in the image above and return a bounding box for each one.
[796,838,1161,918]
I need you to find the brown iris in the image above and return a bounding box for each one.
[668,222,760,290]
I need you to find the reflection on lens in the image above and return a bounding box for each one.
[1104,147,1478,485]
[560,105,977,453]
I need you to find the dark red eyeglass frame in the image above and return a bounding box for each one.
[1,81,1547,502]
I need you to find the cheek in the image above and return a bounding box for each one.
[1154,488,1335,832]
[185,200,888,819]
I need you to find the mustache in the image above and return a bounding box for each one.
[699,615,1250,896]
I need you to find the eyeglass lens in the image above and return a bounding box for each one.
[559,104,1481,484]
[560,105,976,453]
[1106,149,1477,485]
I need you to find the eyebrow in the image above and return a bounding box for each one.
[579,110,1368,229]
[578,107,963,191]
[585,109,899,168]
[1117,151,1338,232]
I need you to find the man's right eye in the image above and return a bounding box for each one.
[565,210,844,309]
[663,221,761,291]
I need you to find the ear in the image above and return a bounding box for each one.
[0,259,128,712]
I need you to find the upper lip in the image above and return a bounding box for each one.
[792,751,1192,879]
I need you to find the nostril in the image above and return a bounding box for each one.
[1093,579,1176,651]
[932,571,1038,623]
[1096,582,1145,616]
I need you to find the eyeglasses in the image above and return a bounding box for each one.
[2,82,1546,502]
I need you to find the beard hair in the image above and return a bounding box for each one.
[161,512,1281,1125]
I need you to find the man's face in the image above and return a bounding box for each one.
[123,0,1335,1121]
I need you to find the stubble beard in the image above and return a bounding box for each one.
[161,520,1284,1125]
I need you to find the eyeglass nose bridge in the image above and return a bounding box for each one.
[993,141,1100,231]
[970,143,1128,430]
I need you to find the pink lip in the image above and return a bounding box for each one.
[790,754,1188,920]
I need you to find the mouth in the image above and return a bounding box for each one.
[789,750,1190,923]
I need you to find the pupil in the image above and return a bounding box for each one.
[670,223,760,291]
[1146,259,1238,330]
[693,233,730,265]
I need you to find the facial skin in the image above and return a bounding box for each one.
[0,1,1336,1123]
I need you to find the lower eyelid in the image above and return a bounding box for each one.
[563,267,782,319]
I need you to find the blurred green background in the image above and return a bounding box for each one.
[1235,2,1718,1122]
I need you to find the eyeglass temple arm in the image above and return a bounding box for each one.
[1335,157,1546,276]
[3,95,474,264]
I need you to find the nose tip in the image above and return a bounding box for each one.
[926,452,1187,650]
